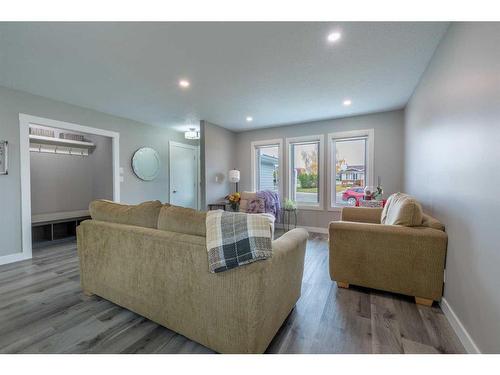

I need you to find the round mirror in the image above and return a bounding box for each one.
[131,147,161,181]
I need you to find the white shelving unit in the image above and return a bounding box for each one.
[29,134,95,156]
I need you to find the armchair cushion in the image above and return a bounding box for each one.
[422,213,445,231]
[381,192,423,227]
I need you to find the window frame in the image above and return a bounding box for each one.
[285,134,325,210]
[250,138,283,197]
[327,129,374,211]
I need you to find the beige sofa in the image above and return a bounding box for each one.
[77,200,308,353]
[329,194,448,306]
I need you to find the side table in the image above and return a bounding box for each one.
[281,208,298,232]
[208,202,227,211]
[358,199,386,208]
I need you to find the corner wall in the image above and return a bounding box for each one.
[405,23,500,353]
[200,120,237,208]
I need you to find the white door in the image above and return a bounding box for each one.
[169,142,199,209]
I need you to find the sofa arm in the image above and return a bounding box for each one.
[272,228,308,258]
[341,207,382,223]
[329,221,447,300]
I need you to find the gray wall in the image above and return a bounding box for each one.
[405,23,500,353]
[88,134,114,202]
[30,131,113,215]
[235,110,405,227]
[200,120,237,208]
[0,85,197,257]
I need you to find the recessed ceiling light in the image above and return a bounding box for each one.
[178,79,190,88]
[246,116,253,122]
[327,31,342,43]
[342,99,352,106]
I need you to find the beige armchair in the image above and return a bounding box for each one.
[329,206,448,306]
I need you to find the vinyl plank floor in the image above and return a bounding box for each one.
[0,235,465,354]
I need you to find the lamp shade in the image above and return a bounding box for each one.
[228,169,240,183]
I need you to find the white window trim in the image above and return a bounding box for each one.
[327,129,374,211]
[285,134,325,211]
[250,138,283,198]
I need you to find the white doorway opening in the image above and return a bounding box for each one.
[169,141,199,209]
[19,113,120,262]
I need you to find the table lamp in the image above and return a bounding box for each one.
[228,169,240,192]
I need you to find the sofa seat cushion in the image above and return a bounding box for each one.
[89,200,164,229]
[381,193,423,227]
[157,205,207,237]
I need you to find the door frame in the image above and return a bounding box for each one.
[169,141,200,210]
[17,113,120,264]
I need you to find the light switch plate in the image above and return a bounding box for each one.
[0,141,8,175]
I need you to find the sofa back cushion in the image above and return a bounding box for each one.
[157,205,207,237]
[89,199,164,229]
[381,193,423,226]
[421,213,445,231]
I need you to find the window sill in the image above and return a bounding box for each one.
[328,206,344,212]
[296,204,324,211]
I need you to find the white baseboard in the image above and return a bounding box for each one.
[0,252,30,266]
[440,298,481,353]
[276,223,328,234]
[298,225,328,234]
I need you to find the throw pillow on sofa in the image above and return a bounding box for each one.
[381,192,423,226]
[246,197,266,213]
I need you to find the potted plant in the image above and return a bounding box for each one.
[225,192,241,211]
[283,198,297,211]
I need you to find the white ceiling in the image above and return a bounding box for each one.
[0,22,448,132]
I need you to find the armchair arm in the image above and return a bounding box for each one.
[341,207,382,223]
[329,221,447,300]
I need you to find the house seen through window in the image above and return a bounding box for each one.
[255,144,280,192]
[290,141,320,205]
[333,137,367,207]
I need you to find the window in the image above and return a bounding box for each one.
[287,135,324,209]
[251,139,282,194]
[329,130,374,208]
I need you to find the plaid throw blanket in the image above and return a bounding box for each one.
[206,210,274,273]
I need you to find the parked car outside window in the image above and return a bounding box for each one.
[341,186,365,206]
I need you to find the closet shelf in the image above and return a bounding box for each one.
[29,134,96,148]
